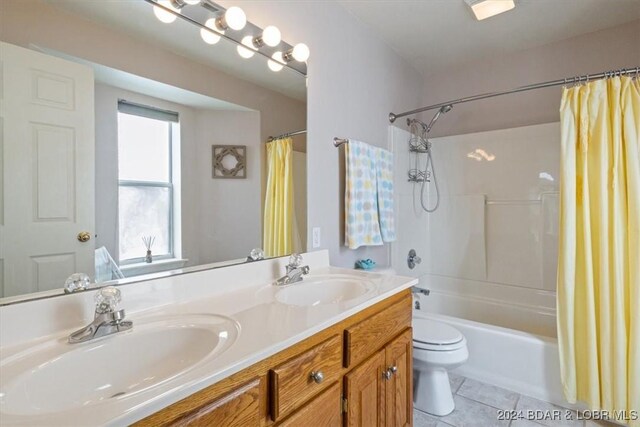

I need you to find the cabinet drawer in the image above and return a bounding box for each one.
[344,294,412,368]
[270,334,342,421]
[170,378,261,427]
[277,382,341,427]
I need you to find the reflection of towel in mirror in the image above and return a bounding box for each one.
[345,140,395,249]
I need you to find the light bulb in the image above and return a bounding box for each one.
[268,52,284,72]
[237,36,256,59]
[292,43,310,62]
[224,6,246,31]
[200,18,224,44]
[262,26,281,47]
[183,0,200,4]
[153,0,179,23]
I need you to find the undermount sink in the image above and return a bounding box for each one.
[275,274,376,306]
[0,314,239,416]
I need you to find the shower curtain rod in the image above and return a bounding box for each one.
[388,66,640,123]
[267,129,307,142]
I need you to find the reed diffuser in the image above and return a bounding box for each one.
[142,236,155,263]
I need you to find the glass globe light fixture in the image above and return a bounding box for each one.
[237,35,256,59]
[153,0,179,23]
[268,52,284,72]
[292,43,310,62]
[224,6,246,31]
[261,26,281,47]
[200,18,224,44]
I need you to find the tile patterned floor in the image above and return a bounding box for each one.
[413,374,622,427]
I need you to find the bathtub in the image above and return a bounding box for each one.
[413,309,577,410]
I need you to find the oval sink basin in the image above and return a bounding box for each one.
[0,314,239,416]
[275,275,375,306]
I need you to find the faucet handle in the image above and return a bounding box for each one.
[95,287,122,314]
[64,273,91,294]
[288,253,303,267]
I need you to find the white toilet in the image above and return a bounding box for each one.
[413,317,469,416]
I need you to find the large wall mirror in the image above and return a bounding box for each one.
[0,0,308,303]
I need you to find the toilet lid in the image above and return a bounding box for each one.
[413,318,464,346]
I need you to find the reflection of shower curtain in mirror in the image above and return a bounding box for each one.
[557,76,639,425]
[264,137,295,257]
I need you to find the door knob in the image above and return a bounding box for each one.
[383,369,392,380]
[77,231,92,242]
[388,365,398,375]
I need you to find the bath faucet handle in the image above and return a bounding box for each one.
[94,287,122,314]
[64,273,91,294]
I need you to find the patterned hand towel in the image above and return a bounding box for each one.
[376,147,395,242]
[345,140,383,249]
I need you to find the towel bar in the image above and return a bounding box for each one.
[333,137,348,147]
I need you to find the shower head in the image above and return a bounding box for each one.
[425,104,453,134]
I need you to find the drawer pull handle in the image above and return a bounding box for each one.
[389,365,398,375]
[383,369,392,380]
[310,371,324,384]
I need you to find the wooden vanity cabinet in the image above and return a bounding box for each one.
[385,329,413,427]
[135,289,412,427]
[344,329,413,427]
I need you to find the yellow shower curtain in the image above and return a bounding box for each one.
[558,76,639,425]
[263,137,294,257]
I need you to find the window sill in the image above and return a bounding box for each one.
[120,258,188,278]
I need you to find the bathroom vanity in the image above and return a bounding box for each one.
[0,251,417,426]
[138,289,412,426]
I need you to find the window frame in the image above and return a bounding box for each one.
[116,103,178,265]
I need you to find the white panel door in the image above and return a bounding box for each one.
[0,42,95,297]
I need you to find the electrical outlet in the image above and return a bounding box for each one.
[312,227,321,248]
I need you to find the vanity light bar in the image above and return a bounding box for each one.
[145,0,308,76]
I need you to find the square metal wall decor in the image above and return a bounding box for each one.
[212,145,246,179]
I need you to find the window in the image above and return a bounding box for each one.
[117,100,179,263]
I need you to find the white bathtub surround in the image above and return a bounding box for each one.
[0,250,417,426]
[391,123,560,337]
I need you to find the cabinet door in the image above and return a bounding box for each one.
[385,329,413,427]
[171,379,261,427]
[277,382,341,427]
[344,349,386,427]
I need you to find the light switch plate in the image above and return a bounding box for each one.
[312,227,321,248]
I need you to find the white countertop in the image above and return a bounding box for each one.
[0,252,416,426]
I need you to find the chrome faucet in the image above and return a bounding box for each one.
[275,253,310,286]
[68,287,133,344]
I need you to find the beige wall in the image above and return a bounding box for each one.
[419,19,640,138]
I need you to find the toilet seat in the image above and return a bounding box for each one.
[412,318,465,351]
